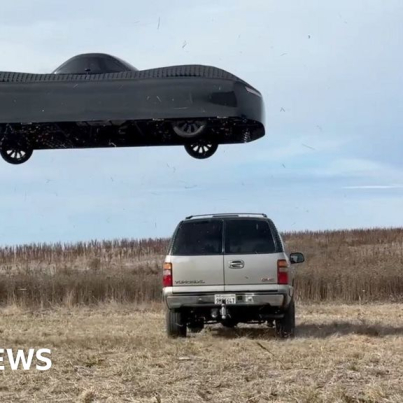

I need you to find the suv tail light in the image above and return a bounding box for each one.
[163,262,173,287]
[277,259,289,284]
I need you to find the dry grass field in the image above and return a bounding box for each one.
[0,228,402,402]
[1,303,403,403]
[0,228,402,305]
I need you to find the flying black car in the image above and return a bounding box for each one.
[0,53,265,164]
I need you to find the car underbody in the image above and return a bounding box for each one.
[0,117,264,163]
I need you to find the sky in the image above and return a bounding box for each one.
[0,0,402,245]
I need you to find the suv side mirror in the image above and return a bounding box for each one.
[290,252,305,264]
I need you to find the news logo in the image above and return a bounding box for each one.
[0,349,52,371]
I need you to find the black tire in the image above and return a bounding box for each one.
[0,136,33,165]
[166,309,187,338]
[184,139,218,159]
[172,120,207,138]
[276,300,296,338]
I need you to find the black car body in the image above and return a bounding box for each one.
[0,53,265,164]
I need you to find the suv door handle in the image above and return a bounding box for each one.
[229,260,244,269]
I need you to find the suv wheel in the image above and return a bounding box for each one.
[276,300,295,339]
[166,309,187,338]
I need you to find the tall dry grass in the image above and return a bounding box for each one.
[0,228,402,306]
[0,238,166,307]
[286,227,403,302]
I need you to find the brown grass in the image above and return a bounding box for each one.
[0,303,402,402]
[286,227,403,302]
[0,228,402,306]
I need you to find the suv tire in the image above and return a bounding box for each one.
[276,299,295,339]
[166,309,187,338]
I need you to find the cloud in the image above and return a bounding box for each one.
[306,158,403,182]
[343,185,403,190]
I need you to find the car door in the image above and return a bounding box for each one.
[169,219,225,293]
[223,219,282,291]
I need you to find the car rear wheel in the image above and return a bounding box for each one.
[0,136,33,165]
[172,120,207,138]
[184,139,218,159]
[166,309,187,338]
[275,299,295,338]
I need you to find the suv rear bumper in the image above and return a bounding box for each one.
[164,290,292,310]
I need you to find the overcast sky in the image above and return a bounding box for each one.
[0,0,402,245]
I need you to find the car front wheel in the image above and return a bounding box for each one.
[184,139,218,159]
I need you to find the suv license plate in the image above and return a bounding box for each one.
[214,294,236,304]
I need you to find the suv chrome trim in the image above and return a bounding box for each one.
[185,213,267,220]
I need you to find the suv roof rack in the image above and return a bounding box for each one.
[185,213,268,220]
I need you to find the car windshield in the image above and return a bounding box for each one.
[172,220,223,255]
[225,219,276,254]
[53,55,134,75]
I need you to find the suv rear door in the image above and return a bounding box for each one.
[169,219,224,293]
[223,219,281,291]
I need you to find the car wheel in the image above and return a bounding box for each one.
[275,299,295,339]
[0,136,33,165]
[172,120,207,138]
[166,309,187,338]
[184,139,218,159]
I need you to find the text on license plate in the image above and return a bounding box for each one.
[214,294,236,304]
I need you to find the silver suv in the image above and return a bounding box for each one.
[162,213,304,338]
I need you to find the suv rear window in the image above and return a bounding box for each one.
[225,219,276,254]
[172,220,223,255]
